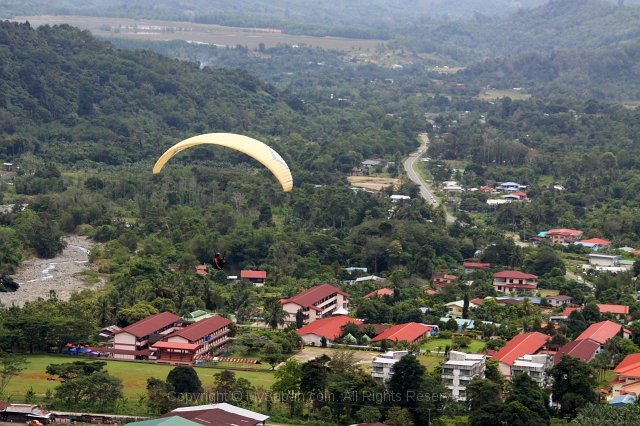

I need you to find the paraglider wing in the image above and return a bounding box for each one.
[152,133,293,192]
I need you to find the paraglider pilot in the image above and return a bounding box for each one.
[213,252,226,270]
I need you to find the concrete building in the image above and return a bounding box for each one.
[586,254,621,267]
[493,332,550,379]
[545,229,583,246]
[446,300,480,318]
[463,262,490,274]
[111,312,182,360]
[511,354,553,387]
[612,353,640,398]
[240,270,267,286]
[371,350,415,381]
[296,316,362,346]
[575,238,612,251]
[546,295,573,307]
[493,271,538,296]
[280,284,350,324]
[442,351,486,401]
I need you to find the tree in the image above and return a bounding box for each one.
[573,402,640,425]
[466,378,502,411]
[166,365,203,394]
[84,370,124,411]
[300,358,329,402]
[146,377,177,415]
[239,333,267,355]
[582,302,601,323]
[388,354,425,410]
[45,361,106,382]
[262,298,288,330]
[321,335,327,348]
[356,406,381,423]
[340,321,361,339]
[386,406,412,426]
[261,342,286,370]
[213,370,237,402]
[462,292,470,319]
[272,359,302,417]
[0,353,28,397]
[295,309,304,329]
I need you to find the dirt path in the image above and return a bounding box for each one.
[0,236,100,307]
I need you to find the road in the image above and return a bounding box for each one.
[404,133,456,223]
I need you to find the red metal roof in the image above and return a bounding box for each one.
[562,306,580,317]
[597,304,629,315]
[493,271,538,279]
[463,262,490,269]
[116,312,181,338]
[0,401,11,410]
[357,323,389,336]
[162,408,257,426]
[281,284,350,309]
[152,341,202,351]
[433,273,457,280]
[614,353,640,378]
[580,238,612,245]
[363,288,394,299]
[470,298,484,305]
[241,270,267,279]
[296,316,363,341]
[425,289,436,295]
[371,322,431,343]
[493,332,549,366]
[575,321,622,345]
[546,229,583,237]
[170,316,231,343]
[553,339,600,365]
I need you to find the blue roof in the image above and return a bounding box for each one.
[346,267,368,272]
[501,182,520,186]
[512,296,542,305]
[439,318,500,330]
[538,231,547,237]
[609,394,636,406]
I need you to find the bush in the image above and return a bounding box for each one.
[438,330,453,339]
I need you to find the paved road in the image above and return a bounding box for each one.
[404,133,456,223]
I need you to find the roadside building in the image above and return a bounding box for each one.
[545,229,583,246]
[511,354,553,386]
[586,254,620,267]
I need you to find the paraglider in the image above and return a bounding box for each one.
[213,252,226,270]
[152,133,293,192]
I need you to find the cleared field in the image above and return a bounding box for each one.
[479,89,531,100]
[12,15,384,51]
[422,338,485,354]
[290,346,380,365]
[347,176,400,190]
[538,289,560,297]
[6,354,277,401]
[427,67,465,74]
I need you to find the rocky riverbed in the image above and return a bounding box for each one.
[0,235,102,307]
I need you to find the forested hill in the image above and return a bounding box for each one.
[398,0,640,62]
[0,21,422,183]
[453,43,640,101]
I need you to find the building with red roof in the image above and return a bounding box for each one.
[280,284,350,324]
[196,265,207,276]
[425,289,437,295]
[463,262,491,274]
[562,304,630,320]
[493,332,550,378]
[371,322,432,344]
[296,316,363,345]
[575,320,629,345]
[575,238,612,251]
[364,288,394,299]
[553,339,600,365]
[166,315,231,355]
[162,408,259,426]
[112,312,182,360]
[240,270,267,285]
[612,354,640,397]
[493,271,538,296]
[545,229,583,246]
[546,295,573,307]
[432,273,457,289]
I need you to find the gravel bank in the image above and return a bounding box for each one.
[0,235,100,307]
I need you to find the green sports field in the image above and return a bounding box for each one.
[5,354,277,401]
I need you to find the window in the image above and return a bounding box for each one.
[444,379,454,385]
[442,368,454,375]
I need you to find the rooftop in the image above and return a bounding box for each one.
[116,312,181,338]
[493,270,538,279]
[546,229,583,237]
[371,322,431,343]
[161,408,258,426]
[281,284,350,309]
[597,304,629,315]
[493,332,549,366]
[296,316,362,341]
[363,288,394,299]
[171,403,270,422]
[152,341,201,351]
[169,315,231,343]
[240,270,267,279]
[579,238,612,245]
[547,295,573,301]
[615,353,640,378]
[554,339,600,365]
[575,320,622,345]
[463,262,490,269]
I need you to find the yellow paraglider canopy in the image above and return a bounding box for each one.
[152,133,293,192]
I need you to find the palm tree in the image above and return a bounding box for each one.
[508,246,525,268]
[519,217,531,242]
[262,299,288,330]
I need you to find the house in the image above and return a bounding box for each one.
[546,295,573,307]
[480,186,494,193]
[446,300,480,318]
[2,163,15,172]
[442,351,486,401]
[443,185,464,193]
[575,320,630,346]
[362,160,381,168]
[510,191,529,200]
[612,353,640,397]
[511,354,553,386]
[609,394,637,406]
[553,339,600,365]
[371,322,432,344]
[280,284,350,324]
[164,316,231,354]
[575,238,612,251]
[2,404,51,422]
[493,271,539,296]
[196,265,207,276]
[495,182,524,191]
[391,195,411,203]
[618,259,636,270]
[110,312,182,360]
[363,288,394,299]
[493,332,550,378]
[353,275,384,284]
[164,403,269,426]
[545,229,583,245]
[240,270,267,285]
[463,262,490,274]
[161,408,260,426]
[358,323,389,338]
[596,304,630,320]
[372,350,415,381]
[296,316,363,345]
[432,273,457,288]
[586,254,620,267]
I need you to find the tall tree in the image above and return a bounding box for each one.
[0,353,28,397]
[166,365,203,394]
[548,355,597,418]
[262,298,288,330]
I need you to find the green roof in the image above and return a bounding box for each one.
[619,260,635,265]
[127,418,201,426]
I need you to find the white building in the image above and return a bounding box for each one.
[391,195,411,203]
[371,351,414,381]
[511,354,553,387]
[586,254,620,267]
[442,351,486,401]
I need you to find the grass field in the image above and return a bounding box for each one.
[538,289,560,297]
[421,338,485,354]
[5,354,277,402]
[418,355,444,371]
[12,15,384,51]
[479,89,531,101]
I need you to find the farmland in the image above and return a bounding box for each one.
[11,15,384,51]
